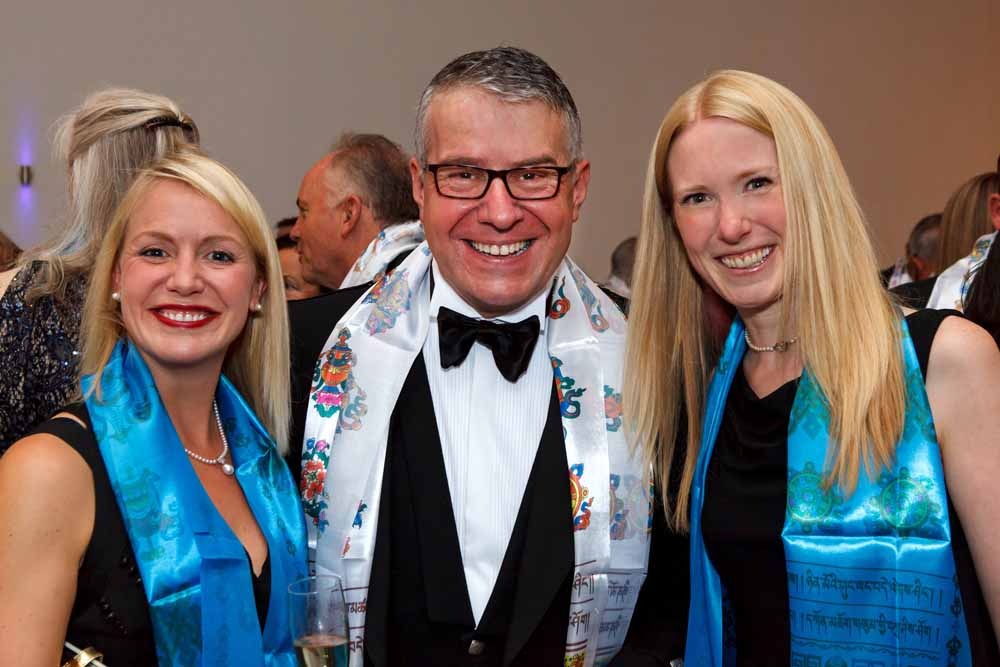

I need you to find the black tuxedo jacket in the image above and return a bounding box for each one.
[288,283,572,664]
[287,281,688,666]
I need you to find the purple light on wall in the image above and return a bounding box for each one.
[15,112,38,238]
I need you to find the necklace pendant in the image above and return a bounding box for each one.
[222,462,235,476]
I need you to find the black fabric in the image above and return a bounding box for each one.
[0,262,87,453]
[364,353,573,666]
[608,454,690,666]
[701,309,999,665]
[436,306,540,382]
[890,275,938,309]
[32,403,273,664]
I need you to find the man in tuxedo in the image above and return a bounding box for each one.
[290,47,679,666]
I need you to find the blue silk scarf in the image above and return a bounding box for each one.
[686,319,971,666]
[82,339,307,666]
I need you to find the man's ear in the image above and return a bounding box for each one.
[410,158,425,214]
[570,159,591,223]
[338,195,364,239]
[989,193,1000,231]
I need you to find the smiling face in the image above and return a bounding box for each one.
[412,87,590,318]
[667,116,786,320]
[113,179,264,377]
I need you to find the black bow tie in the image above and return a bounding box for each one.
[437,306,541,382]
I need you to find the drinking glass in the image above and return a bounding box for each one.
[288,575,350,667]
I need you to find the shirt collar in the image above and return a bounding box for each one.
[429,260,549,333]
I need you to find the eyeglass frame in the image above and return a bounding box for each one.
[424,163,575,200]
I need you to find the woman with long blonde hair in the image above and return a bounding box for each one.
[625,70,1000,664]
[0,152,304,665]
[0,87,199,451]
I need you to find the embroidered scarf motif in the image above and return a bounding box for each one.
[301,242,650,666]
[83,340,308,666]
[685,319,971,666]
[339,220,425,289]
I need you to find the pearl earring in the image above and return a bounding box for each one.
[253,303,263,312]
[111,292,121,302]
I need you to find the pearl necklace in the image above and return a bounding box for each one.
[744,330,798,353]
[183,400,235,476]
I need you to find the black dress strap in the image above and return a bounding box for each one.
[30,403,157,663]
[906,308,963,379]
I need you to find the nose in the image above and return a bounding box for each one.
[289,216,302,242]
[166,252,205,295]
[477,177,523,230]
[717,197,751,244]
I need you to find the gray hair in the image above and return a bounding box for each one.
[330,132,418,226]
[414,46,583,165]
[20,87,199,301]
[906,213,941,261]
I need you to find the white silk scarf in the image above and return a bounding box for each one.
[338,220,424,288]
[302,242,650,666]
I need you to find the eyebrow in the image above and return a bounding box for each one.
[433,154,565,168]
[130,230,244,246]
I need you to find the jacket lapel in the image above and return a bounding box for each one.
[396,352,476,627]
[503,383,574,664]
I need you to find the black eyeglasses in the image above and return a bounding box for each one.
[426,164,574,200]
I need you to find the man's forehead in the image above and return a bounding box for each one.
[424,87,571,165]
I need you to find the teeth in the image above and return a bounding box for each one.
[160,310,211,322]
[720,246,772,269]
[470,240,531,257]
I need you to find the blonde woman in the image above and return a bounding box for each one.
[626,71,1000,664]
[0,152,305,665]
[0,88,199,451]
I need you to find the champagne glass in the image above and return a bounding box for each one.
[288,575,350,667]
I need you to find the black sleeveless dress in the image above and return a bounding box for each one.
[701,309,999,665]
[31,403,271,665]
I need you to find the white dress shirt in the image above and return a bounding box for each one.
[422,263,552,626]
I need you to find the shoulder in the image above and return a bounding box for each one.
[289,283,372,333]
[0,428,96,543]
[927,315,999,376]
[1,428,93,493]
[288,283,372,377]
[922,315,1000,423]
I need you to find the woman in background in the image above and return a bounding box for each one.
[0,88,199,451]
[626,70,1000,664]
[961,155,1000,345]
[275,216,326,300]
[0,152,305,665]
[926,170,1000,310]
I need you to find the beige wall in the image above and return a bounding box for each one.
[2,1,998,278]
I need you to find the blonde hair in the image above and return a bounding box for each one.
[625,70,905,531]
[936,171,1000,271]
[80,152,291,454]
[19,87,199,301]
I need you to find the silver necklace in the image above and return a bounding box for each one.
[184,400,235,476]
[744,330,798,353]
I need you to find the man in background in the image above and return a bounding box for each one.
[291,132,422,290]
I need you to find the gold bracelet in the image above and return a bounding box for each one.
[62,646,104,667]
